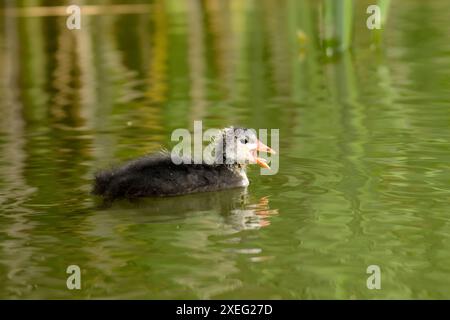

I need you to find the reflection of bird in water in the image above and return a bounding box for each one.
[225,196,278,230]
[102,188,278,231]
[92,127,275,200]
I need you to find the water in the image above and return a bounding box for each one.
[0,0,449,299]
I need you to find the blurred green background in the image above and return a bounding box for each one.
[0,0,449,299]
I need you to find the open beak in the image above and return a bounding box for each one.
[253,140,276,169]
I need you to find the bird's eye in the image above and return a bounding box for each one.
[240,138,248,144]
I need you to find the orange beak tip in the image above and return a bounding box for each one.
[256,140,276,154]
[256,157,271,169]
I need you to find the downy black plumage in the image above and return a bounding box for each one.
[92,127,274,200]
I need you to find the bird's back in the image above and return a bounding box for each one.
[92,153,246,200]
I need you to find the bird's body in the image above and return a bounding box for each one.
[93,153,248,199]
[92,127,274,200]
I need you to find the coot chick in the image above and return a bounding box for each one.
[92,127,275,200]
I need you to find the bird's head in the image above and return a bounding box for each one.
[215,127,275,169]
